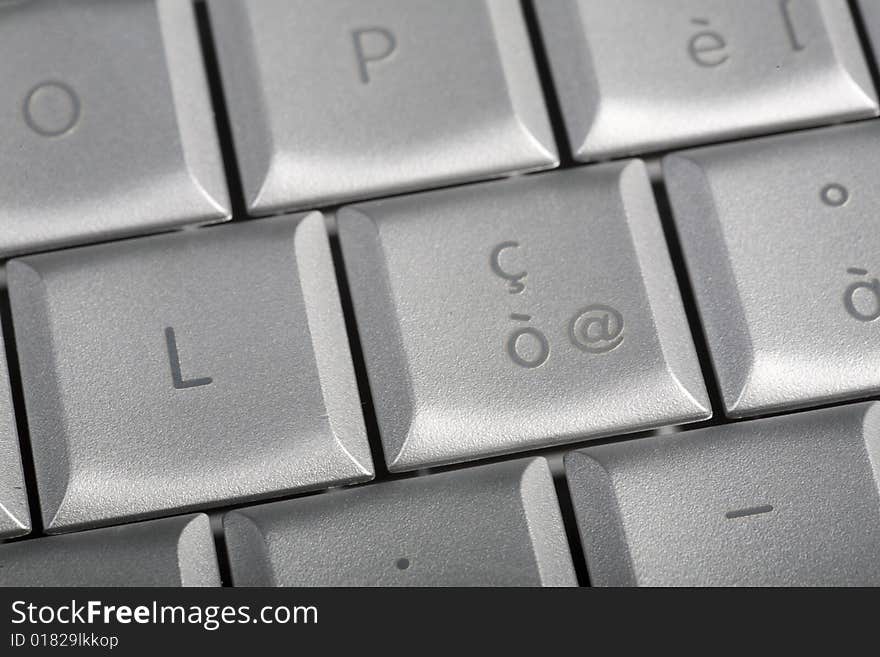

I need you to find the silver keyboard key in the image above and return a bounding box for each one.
[567,402,880,586]
[339,164,710,471]
[8,213,373,533]
[208,0,557,213]
[0,327,29,540]
[225,457,576,586]
[0,514,219,586]
[0,0,229,257]
[665,122,880,417]
[536,0,877,160]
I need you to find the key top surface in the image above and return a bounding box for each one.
[536,0,877,161]
[0,514,219,586]
[208,0,557,213]
[0,327,29,540]
[8,213,373,533]
[224,457,576,586]
[566,403,880,586]
[665,122,880,417]
[339,163,709,471]
[0,0,229,256]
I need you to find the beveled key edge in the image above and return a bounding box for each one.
[157,0,231,222]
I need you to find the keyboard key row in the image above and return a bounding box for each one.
[5,121,880,532]
[5,0,880,258]
[6,401,880,587]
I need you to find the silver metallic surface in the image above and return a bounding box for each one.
[536,0,878,160]
[0,325,30,540]
[8,213,373,533]
[339,163,710,471]
[0,514,220,586]
[0,0,230,257]
[208,0,558,213]
[566,402,880,586]
[665,121,880,417]
[225,457,576,587]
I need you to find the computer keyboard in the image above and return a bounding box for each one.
[2,0,880,587]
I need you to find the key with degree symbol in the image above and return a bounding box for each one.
[339,163,710,471]
[665,121,880,417]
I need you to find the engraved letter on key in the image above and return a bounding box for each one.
[352,27,396,83]
[165,327,212,389]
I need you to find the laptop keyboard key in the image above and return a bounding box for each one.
[0,514,220,586]
[208,0,558,213]
[339,163,710,471]
[536,0,877,160]
[0,0,230,256]
[566,403,880,586]
[665,122,880,417]
[224,457,576,587]
[8,213,373,533]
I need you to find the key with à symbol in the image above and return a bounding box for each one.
[8,213,373,533]
[535,0,877,160]
[566,402,880,586]
[224,457,576,586]
[665,121,880,417]
[339,163,710,471]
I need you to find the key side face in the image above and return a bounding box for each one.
[0,325,30,540]
[566,402,880,586]
[208,0,558,213]
[665,121,880,417]
[224,457,576,587]
[0,514,220,586]
[0,0,230,257]
[7,213,373,533]
[339,164,710,471]
[537,0,878,160]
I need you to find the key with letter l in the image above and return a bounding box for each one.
[566,403,880,586]
[665,121,880,417]
[207,0,557,213]
[0,0,229,256]
[535,0,877,160]
[224,457,576,586]
[339,163,710,471]
[0,514,219,586]
[8,213,373,533]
